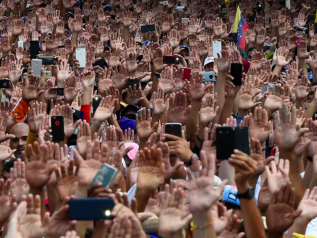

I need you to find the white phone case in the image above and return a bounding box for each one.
[181,18,189,23]
[31,59,42,76]
[76,48,86,68]
[213,41,222,59]
[43,71,51,82]
[18,41,24,50]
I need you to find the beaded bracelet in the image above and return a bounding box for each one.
[190,218,214,230]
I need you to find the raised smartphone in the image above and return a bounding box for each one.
[92,58,106,69]
[18,41,24,50]
[140,24,156,33]
[92,97,102,115]
[202,71,216,82]
[234,127,250,155]
[213,41,222,59]
[176,6,186,12]
[51,115,64,141]
[216,127,234,160]
[43,71,51,82]
[181,18,189,23]
[182,68,191,81]
[38,56,56,65]
[0,79,10,88]
[30,41,40,59]
[165,123,182,141]
[69,198,115,220]
[231,63,243,85]
[31,59,42,76]
[163,55,180,64]
[76,48,86,68]
[91,163,118,187]
[57,88,64,96]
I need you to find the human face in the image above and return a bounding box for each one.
[204,62,214,72]
[10,127,29,156]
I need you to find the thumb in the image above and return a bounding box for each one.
[172,162,184,173]
[264,156,275,166]
[72,119,81,129]
[298,128,309,136]
[139,213,153,223]
[37,90,44,97]
[180,213,193,226]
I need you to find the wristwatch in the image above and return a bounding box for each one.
[236,187,254,199]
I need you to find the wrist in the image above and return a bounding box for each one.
[236,182,250,193]
[192,210,212,227]
[29,186,44,195]
[237,109,248,116]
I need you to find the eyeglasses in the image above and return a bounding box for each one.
[10,136,28,144]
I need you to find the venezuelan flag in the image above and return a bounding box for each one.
[232,7,249,50]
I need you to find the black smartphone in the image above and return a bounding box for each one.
[249,16,255,23]
[133,0,137,4]
[234,127,250,155]
[123,79,140,90]
[216,127,234,160]
[57,88,64,96]
[141,24,156,33]
[30,41,40,59]
[165,123,182,141]
[231,63,243,86]
[69,198,115,220]
[0,79,10,88]
[279,0,285,5]
[92,58,106,69]
[93,97,102,115]
[51,116,65,141]
[110,14,115,20]
[308,15,316,21]
[137,55,143,62]
[38,56,56,65]
[163,55,180,65]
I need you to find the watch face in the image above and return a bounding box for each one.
[249,187,255,198]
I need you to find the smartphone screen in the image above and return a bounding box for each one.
[57,88,64,96]
[51,116,65,141]
[163,55,180,64]
[182,68,191,81]
[230,63,243,85]
[92,58,106,69]
[165,123,182,141]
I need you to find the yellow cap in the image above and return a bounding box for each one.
[293,233,316,238]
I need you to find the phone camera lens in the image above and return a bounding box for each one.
[3,83,6,86]
[209,75,213,79]
[55,121,60,126]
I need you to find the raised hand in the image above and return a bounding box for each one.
[0,178,17,226]
[238,84,261,115]
[76,120,91,158]
[10,159,29,203]
[137,146,165,191]
[136,108,158,140]
[158,66,176,94]
[167,91,190,125]
[265,159,290,194]
[0,100,17,128]
[23,142,57,189]
[27,102,47,135]
[61,104,81,139]
[158,185,192,237]
[266,182,302,236]
[274,103,308,150]
[200,90,218,125]
[188,151,226,213]
[22,75,43,103]
[54,159,78,210]
[152,87,166,115]
[246,107,270,144]
[93,96,116,123]
[125,84,144,105]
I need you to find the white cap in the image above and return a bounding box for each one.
[204,57,214,67]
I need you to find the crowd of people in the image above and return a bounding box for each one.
[0,0,317,237]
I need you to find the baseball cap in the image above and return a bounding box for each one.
[121,104,139,117]
[143,40,150,47]
[222,185,240,207]
[236,46,244,56]
[204,57,214,67]
[104,4,113,10]
[118,117,137,131]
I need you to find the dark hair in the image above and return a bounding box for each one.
[247,47,254,53]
